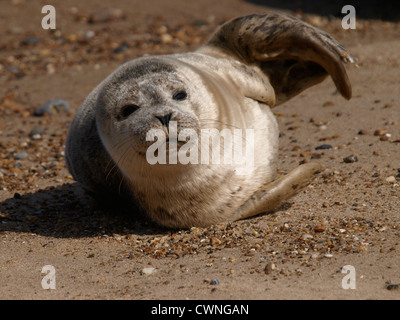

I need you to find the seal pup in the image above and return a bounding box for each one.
[65,12,353,228]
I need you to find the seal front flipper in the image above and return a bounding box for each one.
[231,162,323,221]
[198,12,354,106]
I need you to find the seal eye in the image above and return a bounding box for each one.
[172,91,187,101]
[120,104,139,119]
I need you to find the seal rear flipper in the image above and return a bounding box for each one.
[231,162,323,221]
[199,12,354,106]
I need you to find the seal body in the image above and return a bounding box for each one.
[66,12,353,228]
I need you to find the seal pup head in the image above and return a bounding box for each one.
[95,56,210,178]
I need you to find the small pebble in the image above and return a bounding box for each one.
[300,151,311,157]
[14,152,29,160]
[301,233,314,240]
[314,225,326,233]
[31,133,42,140]
[13,192,22,199]
[322,101,334,107]
[374,129,389,136]
[343,155,358,163]
[319,125,328,130]
[210,237,221,246]
[210,279,220,286]
[29,126,45,137]
[141,267,156,275]
[113,44,129,54]
[311,152,322,159]
[386,283,400,291]
[315,144,332,150]
[161,33,173,44]
[34,99,70,116]
[386,176,396,183]
[21,37,40,46]
[264,263,276,275]
[84,30,95,39]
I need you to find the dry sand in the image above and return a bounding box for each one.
[0,0,399,300]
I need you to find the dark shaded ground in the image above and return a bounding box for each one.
[247,0,400,21]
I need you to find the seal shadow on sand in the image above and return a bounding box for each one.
[0,182,290,239]
[0,182,168,238]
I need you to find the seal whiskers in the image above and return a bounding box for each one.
[231,162,323,221]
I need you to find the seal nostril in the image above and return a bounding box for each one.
[155,113,173,127]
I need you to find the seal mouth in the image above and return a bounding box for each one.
[133,138,187,158]
[164,137,186,147]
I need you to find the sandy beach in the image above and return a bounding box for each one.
[0,0,399,300]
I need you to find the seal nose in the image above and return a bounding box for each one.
[155,113,173,128]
